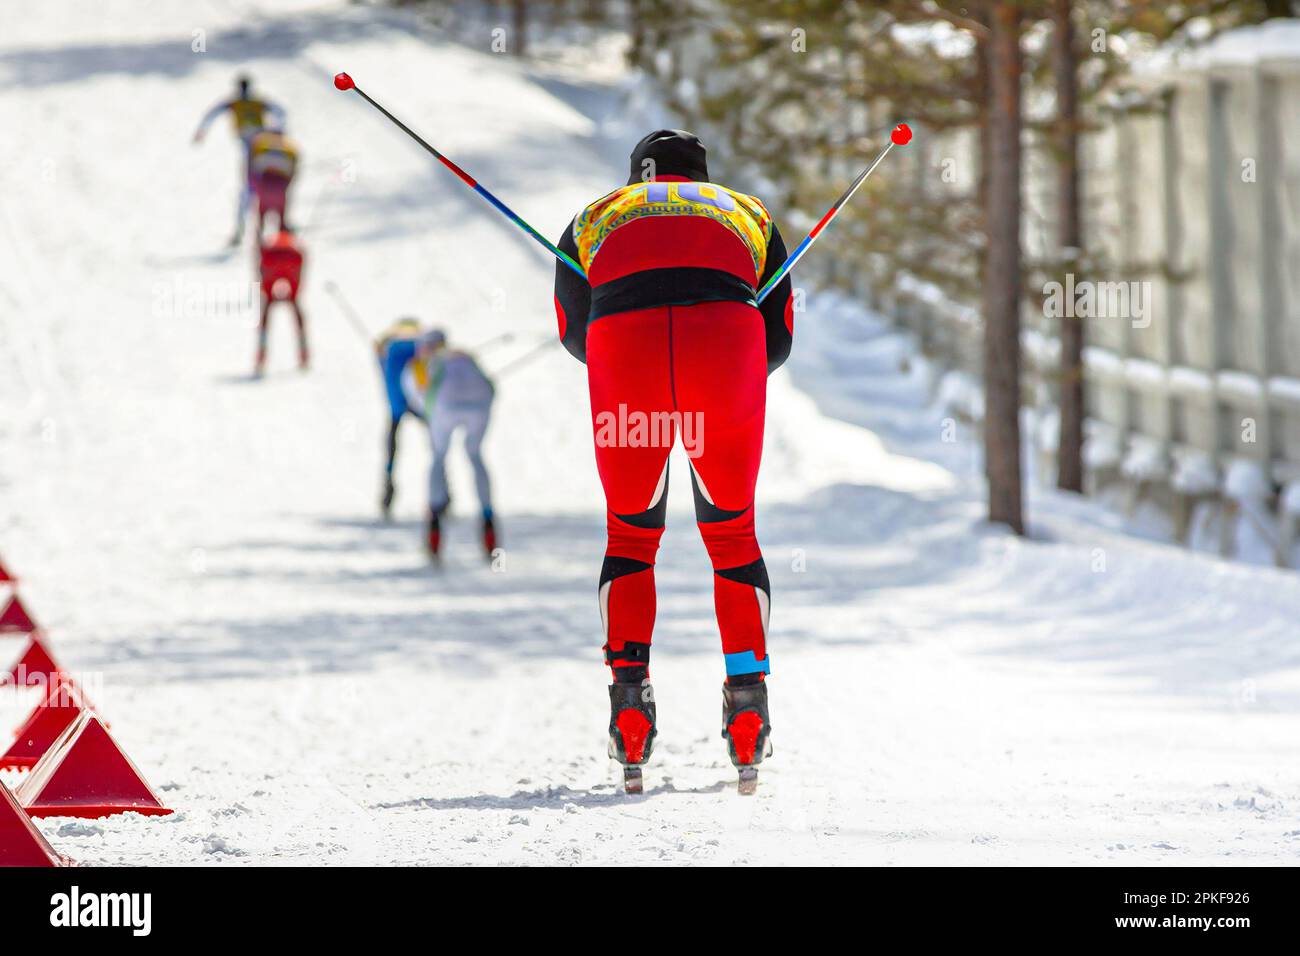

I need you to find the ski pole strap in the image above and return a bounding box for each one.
[605,642,651,665]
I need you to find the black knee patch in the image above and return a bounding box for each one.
[600,555,653,586]
[690,468,749,524]
[716,557,770,596]
[613,462,669,530]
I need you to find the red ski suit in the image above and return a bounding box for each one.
[257,230,307,367]
[554,175,794,682]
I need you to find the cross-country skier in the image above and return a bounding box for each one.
[402,330,498,560]
[256,228,308,375]
[375,317,427,517]
[552,129,795,794]
[192,74,286,246]
[248,124,299,237]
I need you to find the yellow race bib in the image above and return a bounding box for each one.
[573,181,773,277]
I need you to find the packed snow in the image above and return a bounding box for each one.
[2,0,1300,866]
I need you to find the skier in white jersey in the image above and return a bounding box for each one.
[402,329,497,559]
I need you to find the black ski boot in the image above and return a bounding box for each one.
[722,681,772,795]
[608,679,657,794]
[381,476,395,519]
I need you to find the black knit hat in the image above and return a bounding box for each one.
[627,129,709,185]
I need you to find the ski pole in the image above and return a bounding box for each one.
[491,338,559,380]
[322,281,373,341]
[469,330,516,353]
[756,123,912,304]
[333,73,587,281]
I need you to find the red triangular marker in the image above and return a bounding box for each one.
[0,558,14,584]
[1,779,68,867]
[18,711,172,819]
[2,634,62,688]
[2,676,86,770]
[0,595,36,635]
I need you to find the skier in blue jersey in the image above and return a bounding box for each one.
[375,318,426,518]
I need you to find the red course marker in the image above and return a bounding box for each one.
[19,712,173,819]
[891,123,913,146]
[2,634,62,687]
[1,676,86,770]
[333,72,355,91]
[1,779,67,867]
[0,595,36,635]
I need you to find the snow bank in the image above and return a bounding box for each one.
[1082,423,1122,471]
[1281,481,1300,516]
[936,369,983,421]
[1034,406,1060,454]
[1224,458,1273,502]
[1122,435,1168,482]
[1172,448,1219,496]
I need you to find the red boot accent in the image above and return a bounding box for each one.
[727,711,764,766]
[427,528,441,556]
[616,709,653,765]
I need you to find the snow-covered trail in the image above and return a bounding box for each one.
[2,0,1299,865]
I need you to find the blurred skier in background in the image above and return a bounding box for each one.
[552,129,794,793]
[402,330,497,560]
[256,228,308,375]
[248,123,299,237]
[375,317,427,518]
[192,74,286,246]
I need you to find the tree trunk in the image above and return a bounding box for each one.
[1053,0,1085,494]
[973,21,990,461]
[628,0,645,65]
[982,1,1025,534]
[974,28,990,229]
[512,0,527,56]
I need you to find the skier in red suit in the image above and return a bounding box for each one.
[256,228,309,375]
[553,130,794,793]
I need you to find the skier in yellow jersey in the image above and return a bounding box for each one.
[193,74,286,246]
[248,125,300,236]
